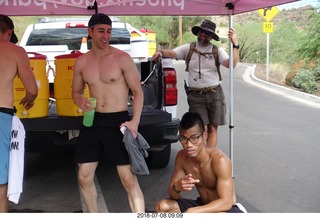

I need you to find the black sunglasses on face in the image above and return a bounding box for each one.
[199,29,212,36]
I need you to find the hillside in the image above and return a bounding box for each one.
[212,5,320,97]
[212,5,317,27]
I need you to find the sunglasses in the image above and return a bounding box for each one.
[199,29,213,36]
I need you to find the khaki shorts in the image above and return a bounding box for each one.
[187,85,226,126]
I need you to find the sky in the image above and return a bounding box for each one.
[277,0,319,10]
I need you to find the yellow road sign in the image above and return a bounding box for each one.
[263,22,274,33]
[258,7,279,22]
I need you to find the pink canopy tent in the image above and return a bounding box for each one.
[1,0,299,174]
[1,0,298,16]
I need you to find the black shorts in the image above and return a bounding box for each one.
[75,111,130,165]
[177,197,245,213]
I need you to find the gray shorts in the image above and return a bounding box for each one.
[187,85,226,126]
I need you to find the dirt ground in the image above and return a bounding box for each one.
[253,63,287,86]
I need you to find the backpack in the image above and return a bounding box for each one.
[185,42,222,81]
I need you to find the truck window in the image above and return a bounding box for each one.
[26,27,130,50]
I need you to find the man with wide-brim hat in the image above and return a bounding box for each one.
[152,19,239,149]
[191,19,220,41]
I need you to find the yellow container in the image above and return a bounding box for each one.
[14,52,49,118]
[131,28,156,57]
[54,52,90,116]
[140,29,156,57]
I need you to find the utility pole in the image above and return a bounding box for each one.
[179,16,182,46]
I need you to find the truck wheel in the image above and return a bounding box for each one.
[146,144,171,168]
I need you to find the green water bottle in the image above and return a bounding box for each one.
[83,97,96,127]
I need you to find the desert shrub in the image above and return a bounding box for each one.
[285,71,295,86]
[291,68,319,94]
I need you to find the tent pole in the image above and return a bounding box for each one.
[227,5,234,178]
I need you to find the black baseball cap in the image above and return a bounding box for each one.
[0,14,18,44]
[88,13,112,28]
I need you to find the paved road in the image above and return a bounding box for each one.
[173,61,320,213]
[8,61,320,213]
[213,62,320,213]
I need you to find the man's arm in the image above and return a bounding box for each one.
[16,46,38,110]
[71,56,87,109]
[210,155,235,212]
[121,52,144,138]
[168,150,186,200]
[152,49,177,61]
[222,28,239,69]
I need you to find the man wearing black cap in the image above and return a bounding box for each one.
[0,14,38,212]
[72,13,145,212]
[152,19,239,148]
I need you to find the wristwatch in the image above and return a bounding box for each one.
[233,44,240,49]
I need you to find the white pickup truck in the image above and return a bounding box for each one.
[19,17,179,168]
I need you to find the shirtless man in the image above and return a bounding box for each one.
[0,14,38,212]
[155,112,245,213]
[72,13,145,212]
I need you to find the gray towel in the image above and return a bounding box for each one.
[122,128,150,175]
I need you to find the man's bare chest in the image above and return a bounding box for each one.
[82,65,123,84]
[187,165,217,189]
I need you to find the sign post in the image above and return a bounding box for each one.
[258,7,279,81]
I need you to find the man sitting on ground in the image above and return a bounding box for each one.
[155,112,246,213]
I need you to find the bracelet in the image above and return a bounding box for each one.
[233,44,240,49]
[173,183,181,193]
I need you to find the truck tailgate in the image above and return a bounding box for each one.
[21,109,172,131]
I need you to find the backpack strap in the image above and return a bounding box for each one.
[185,42,196,72]
[212,44,222,81]
[185,42,222,81]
